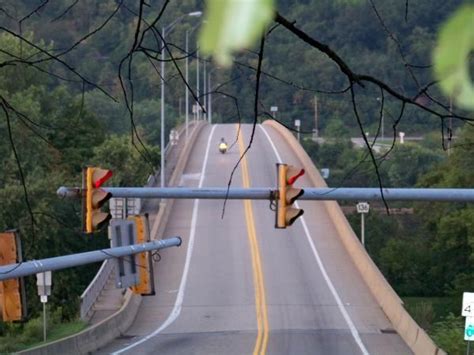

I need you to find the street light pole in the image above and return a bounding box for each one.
[185,32,189,142]
[160,11,201,188]
[161,26,165,188]
[203,60,207,121]
[208,72,212,124]
[185,22,201,142]
[196,48,200,120]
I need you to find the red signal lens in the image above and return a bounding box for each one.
[93,169,113,188]
[287,168,305,185]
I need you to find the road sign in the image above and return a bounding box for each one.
[110,219,138,289]
[465,317,474,341]
[320,168,330,179]
[463,292,474,317]
[294,119,301,127]
[356,202,370,214]
[170,129,179,146]
[36,271,52,297]
[270,106,278,112]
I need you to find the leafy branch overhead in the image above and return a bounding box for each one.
[433,4,474,111]
[199,0,474,112]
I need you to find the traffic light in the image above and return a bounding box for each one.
[275,163,305,228]
[84,167,113,233]
[0,231,26,322]
[130,215,154,295]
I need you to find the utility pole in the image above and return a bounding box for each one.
[314,95,319,138]
[448,96,453,157]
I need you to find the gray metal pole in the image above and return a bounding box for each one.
[314,95,318,138]
[0,238,181,281]
[196,48,200,119]
[208,73,212,124]
[161,27,166,188]
[382,110,384,141]
[185,31,189,142]
[43,302,47,342]
[203,61,207,121]
[361,213,365,246]
[57,186,474,202]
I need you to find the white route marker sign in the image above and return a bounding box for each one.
[462,292,474,317]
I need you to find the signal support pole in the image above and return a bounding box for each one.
[0,238,181,281]
[58,186,474,202]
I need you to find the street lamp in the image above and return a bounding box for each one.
[161,11,202,188]
[185,21,202,142]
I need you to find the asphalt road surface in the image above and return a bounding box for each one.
[96,123,412,355]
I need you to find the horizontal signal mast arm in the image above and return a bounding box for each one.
[0,237,181,281]
[57,186,474,202]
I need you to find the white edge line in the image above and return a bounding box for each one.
[114,125,218,354]
[259,125,370,355]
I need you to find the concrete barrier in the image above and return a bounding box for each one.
[19,289,141,355]
[263,120,445,355]
[20,121,207,355]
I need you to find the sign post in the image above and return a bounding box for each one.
[356,202,370,246]
[36,271,52,342]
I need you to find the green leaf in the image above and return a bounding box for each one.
[433,4,474,111]
[198,0,274,67]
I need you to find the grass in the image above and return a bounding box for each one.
[403,296,458,330]
[0,318,87,353]
[403,297,467,354]
[26,320,87,349]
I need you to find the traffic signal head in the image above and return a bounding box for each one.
[130,215,154,295]
[85,167,113,233]
[276,164,305,228]
[0,231,26,322]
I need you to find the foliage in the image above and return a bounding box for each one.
[430,313,466,354]
[91,135,160,186]
[0,29,158,322]
[0,308,86,353]
[433,4,474,110]
[199,0,274,66]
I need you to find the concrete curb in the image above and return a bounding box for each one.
[19,121,207,355]
[18,289,141,355]
[263,120,445,355]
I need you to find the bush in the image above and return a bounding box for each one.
[430,313,466,354]
[20,316,43,343]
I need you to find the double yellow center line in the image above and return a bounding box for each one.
[237,128,269,355]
